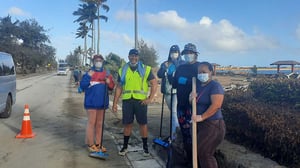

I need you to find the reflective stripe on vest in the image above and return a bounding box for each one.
[119,64,151,100]
[122,90,147,95]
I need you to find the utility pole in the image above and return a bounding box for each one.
[134,0,138,49]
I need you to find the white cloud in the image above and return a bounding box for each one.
[115,10,134,21]
[100,31,161,60]
[102,31,134,46]
[143,10,279,52]
[296,24,300,40]
[199,16,212,26]
[99,31,134,58]
[145,10,187,29]
[8,7,30,17]
[102,31,157,52]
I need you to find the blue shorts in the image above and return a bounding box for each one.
[122,99,147,125]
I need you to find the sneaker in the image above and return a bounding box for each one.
[143,149,150,157]
[87,144,100,153]
[118,147,128,156]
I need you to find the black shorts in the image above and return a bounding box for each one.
[122,99,147,125]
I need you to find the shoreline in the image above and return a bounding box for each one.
[217,67,300,71]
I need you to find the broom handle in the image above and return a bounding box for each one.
[101,77,108,148]
[159,94,164,138]
[192,77,198,168]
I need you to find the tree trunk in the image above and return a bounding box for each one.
[84,36,87,66]
[93,22,96,54]
[91,23,94,54]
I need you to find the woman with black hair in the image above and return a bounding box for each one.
[190,62,226,168]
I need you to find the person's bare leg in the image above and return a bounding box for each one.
[95,110,104,146]
[86,109,97,146]
[139,124,148,138]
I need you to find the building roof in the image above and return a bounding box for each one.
[270,60,300,65]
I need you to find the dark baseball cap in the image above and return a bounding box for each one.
[170,45,180,53]
[128,49,139,55]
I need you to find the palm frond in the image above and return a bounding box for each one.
[101,4,109,12]
[98,16,108,22]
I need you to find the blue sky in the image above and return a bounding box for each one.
[1,0,300,67]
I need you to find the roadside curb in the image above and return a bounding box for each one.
[105,100,166,168]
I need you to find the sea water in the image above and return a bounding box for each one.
[217,69,300,75]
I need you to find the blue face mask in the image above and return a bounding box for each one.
[197,73,209,82]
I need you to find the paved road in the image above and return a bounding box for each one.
[1,72,284,168]
[0,73,131,168]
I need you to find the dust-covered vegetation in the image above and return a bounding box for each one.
[222,78,300,167]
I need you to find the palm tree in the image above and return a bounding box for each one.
[75,22,89,65]
[81,0,109,54]
[73,3,97,65]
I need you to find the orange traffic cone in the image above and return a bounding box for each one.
[16,104,36,138]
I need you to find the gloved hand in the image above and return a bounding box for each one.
[78,86,83,93]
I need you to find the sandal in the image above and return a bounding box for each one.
[87,144,100,153]
[96,144,107,152]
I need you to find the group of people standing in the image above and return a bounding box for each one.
[79,43,226,168]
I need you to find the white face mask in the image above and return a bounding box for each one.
[197,73,209,83]
[170,53,179,59]
[129,62,138,67]
[184,54,195,63]
[94,62,103,68]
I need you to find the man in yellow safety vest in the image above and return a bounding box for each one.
[112,48,158,157]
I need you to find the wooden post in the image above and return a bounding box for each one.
[192,77,198,168]
[213,65,216,76]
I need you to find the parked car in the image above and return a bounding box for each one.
[0,52,16,118]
